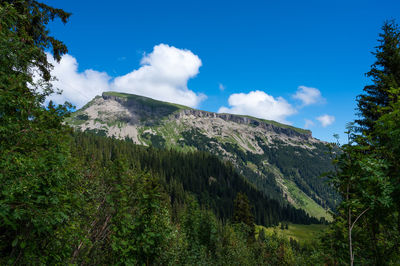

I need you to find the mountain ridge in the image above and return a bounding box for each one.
[66,91,337,220]
[102,91,313,136]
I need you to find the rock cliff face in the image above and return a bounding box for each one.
[66,91,336,220]
[176,109,313,139]
[102,92,312,139]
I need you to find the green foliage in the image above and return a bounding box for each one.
[0,0,70,81]
[110,171,174,265]
[178,127,337,219]
[73,132,320,227]
[141,132,166,148]
[7,1,400,264]
[258,223,328,243]
[0,1,80,264]
[233,192,255,238]
[357,20,400,135]
[281,178,333,221]
[69,91,337,218]
[65,131,328,264]
[326,20,400,265]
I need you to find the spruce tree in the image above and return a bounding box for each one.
[233,192,255,237]
[326,20,400,265]
[0,1,77,264]
[357,20,400,136]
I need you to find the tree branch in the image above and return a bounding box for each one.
[351,207,370,232]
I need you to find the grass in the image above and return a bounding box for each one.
[265,164,332,222]
[104,91,310,136]
[246,161,258,171]
[256,223,327,243]
[67,91,331,222]
[235,114,311,135]
[283,179,333,222]
[102,91,191,110]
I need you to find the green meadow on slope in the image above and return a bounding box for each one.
[3,0,400,264]
[257,223,328,243]
[67,91,338,221]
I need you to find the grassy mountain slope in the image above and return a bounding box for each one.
[256,223,327,243]
[66,92,337,220]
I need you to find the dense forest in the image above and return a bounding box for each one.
[1,1,399,265]
[179,126,338,211]
[72,132,319,227]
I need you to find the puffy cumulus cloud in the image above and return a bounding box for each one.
[111,44,206,107]
[46,54,111,108]
[47,44,206,109]
[218,90,296,124]
[293,86,325,106]
[316,114,335,127]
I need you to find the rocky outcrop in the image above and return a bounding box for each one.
[173,109,312,140]
[102,93,312,140]
[67,92,334,220]
[102,93,180,124]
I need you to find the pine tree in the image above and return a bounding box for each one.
[0,1,77,264]
[258,229,266,242]
[327,20,400,266]
[357,20,400,136]
[233,192,255,237]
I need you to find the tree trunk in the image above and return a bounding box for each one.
[349,206,353,266]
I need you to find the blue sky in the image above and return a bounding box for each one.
[43,0,400,142]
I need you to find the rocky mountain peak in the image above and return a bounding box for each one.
[66,92,335,221]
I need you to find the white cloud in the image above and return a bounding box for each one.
[218,90,296,124]
[111,44,205,108]
[304,119,315,129]
[219,83,226,91]
[46,54,111,108]
[316,114,335,127]
[293,86,325,106]
[47,44,206,109]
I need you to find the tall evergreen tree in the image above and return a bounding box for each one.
[326,20,400,266]
[233,192,255,237]
[357,20,400,136]
[0,1,77,264]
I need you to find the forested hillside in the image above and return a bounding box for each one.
[67,91,338,220]
[72,132,319,226]
[1,1,399,265]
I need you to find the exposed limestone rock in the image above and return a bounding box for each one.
[66,92,334,221]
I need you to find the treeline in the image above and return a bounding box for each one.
[72,132,320,227]
[0,1,324,264]
[319,20,400,265]
[180,127,338,211]
[2,0,400,264]
[56,132,325,265]
[263,140,339,210]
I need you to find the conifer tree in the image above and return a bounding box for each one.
[327,20,400,266]
[357,20,400,136]
[0,1,77,264]
[233,192,255,237]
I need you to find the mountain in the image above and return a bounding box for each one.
[66,91,337,220]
